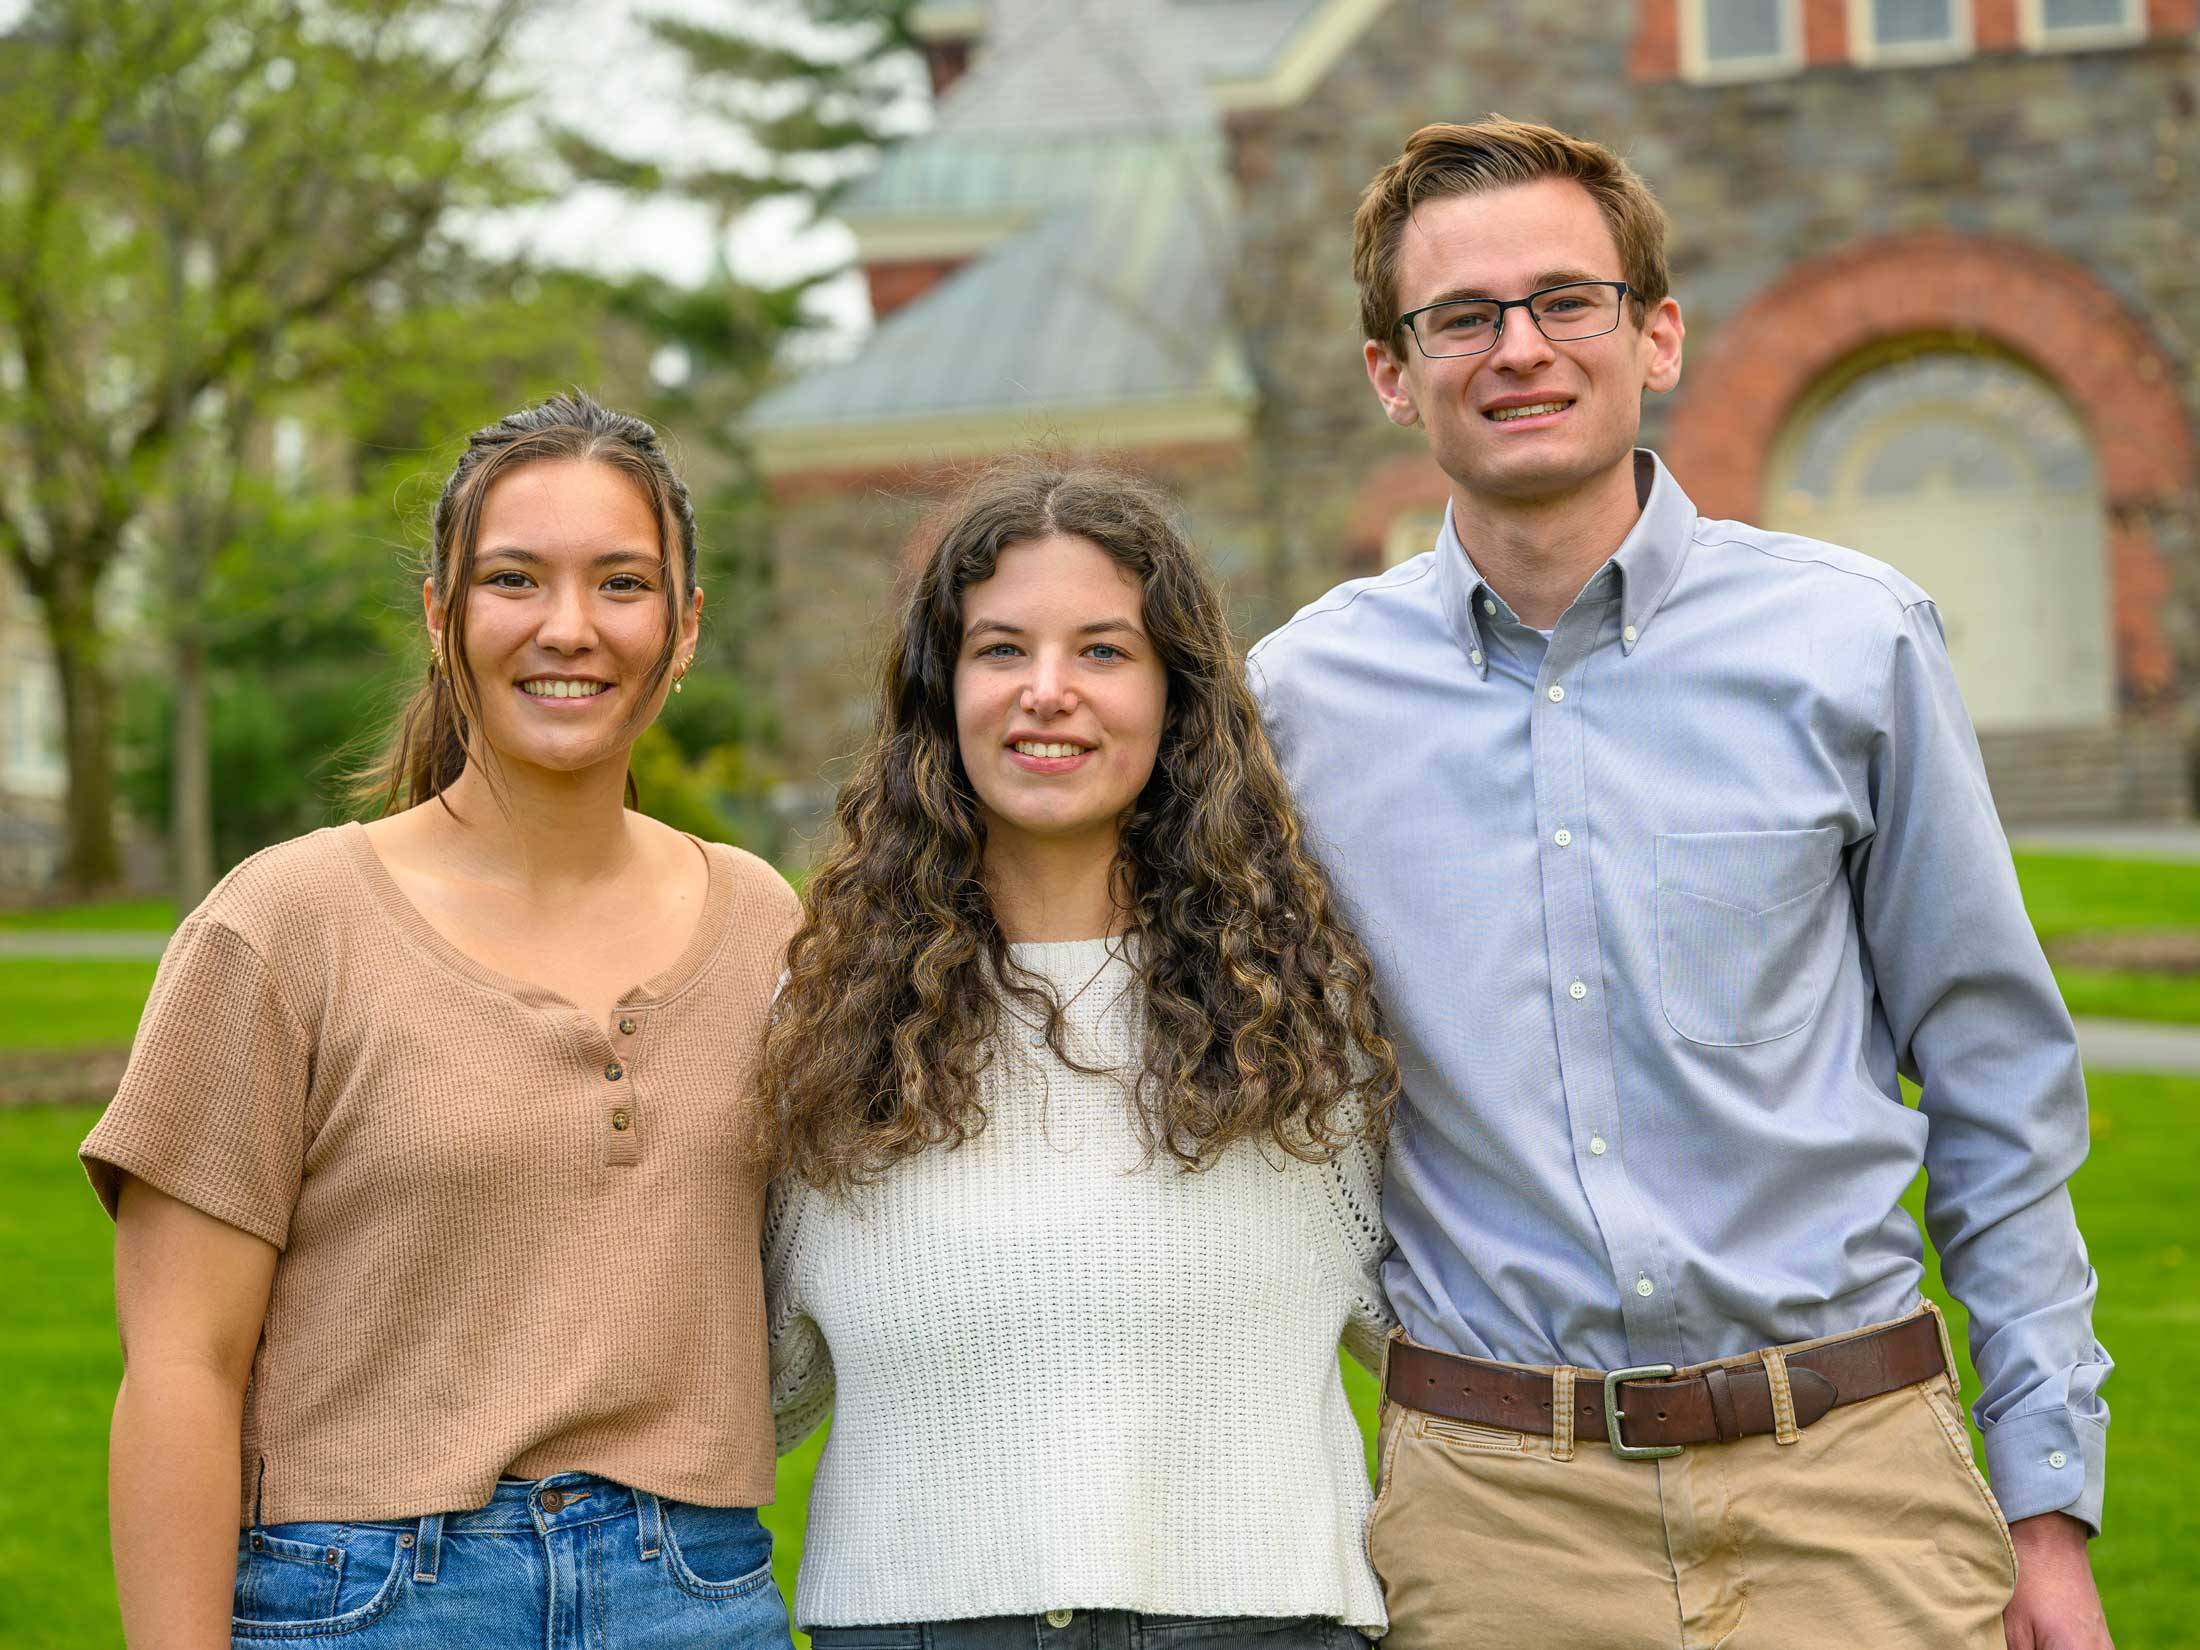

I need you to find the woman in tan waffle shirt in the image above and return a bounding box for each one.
[81,392,800,1650]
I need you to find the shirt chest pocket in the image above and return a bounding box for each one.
[1654,827,1848,1047]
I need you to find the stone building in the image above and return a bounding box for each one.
[0,573,67,888]
[746,0,2200,830]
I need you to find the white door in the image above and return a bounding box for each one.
[1767,351,2111,731]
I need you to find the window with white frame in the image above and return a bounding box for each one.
[1851,0,1971,60]
[1685,0,1803,79]
[2022,0,2143,48]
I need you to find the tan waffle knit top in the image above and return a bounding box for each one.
[81,821,800,1527]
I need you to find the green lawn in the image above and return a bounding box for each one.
[7,1078,2192,1649]
[0,898,176,932]
[0,959,156,1052]
[2013,851,2200,1023]
[2052,968,2200,1025]
[2010,852,2200,939]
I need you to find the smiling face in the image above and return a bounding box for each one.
[427,456,699,782]
[1366,177,1683,510]
[952,533,1168,863]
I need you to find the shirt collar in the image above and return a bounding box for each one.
[1436,449,1699,678]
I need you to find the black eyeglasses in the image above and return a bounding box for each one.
[1394,280,1633,359]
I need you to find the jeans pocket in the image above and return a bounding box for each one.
[232,1522,410,1639]
[1138,1618,1342,1647]
[1655,827,1846,1046]
[660,1501,777,1600]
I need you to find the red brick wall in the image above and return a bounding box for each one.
[1664,231,2196,712]
[1800,0,1847,64]
[865,258,968,322]
[1632,0,2188,79]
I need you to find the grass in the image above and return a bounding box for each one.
[2009,852,2200,939]
[2012,851,2200,1023]
[0,898,176,932]
[8,1076,2194,1649]
[0,960,156,1052]
[2052,968,2200,1025]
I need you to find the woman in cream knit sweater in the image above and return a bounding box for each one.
[763,465,1400,1647]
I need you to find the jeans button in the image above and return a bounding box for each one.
[540,1489,566,1513]
[1045,1609,1073,1628]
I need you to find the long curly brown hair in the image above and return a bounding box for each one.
[766,461,1398,1191]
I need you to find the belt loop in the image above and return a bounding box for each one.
[1919,1298,1960,1390]
[1550,1366,1577,1462]
[636,1490,664,1561]
[1760,1347,1800,1445]
[413,1513,445,1584]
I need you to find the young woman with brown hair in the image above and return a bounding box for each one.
[83,391,799,1649]
[765,463,1400,1649]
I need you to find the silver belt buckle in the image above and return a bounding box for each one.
[1604,1363,1684,1461]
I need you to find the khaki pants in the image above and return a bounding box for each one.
[1367,1316,2017,1648]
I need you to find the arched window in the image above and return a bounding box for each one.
[1768,348,2109,730]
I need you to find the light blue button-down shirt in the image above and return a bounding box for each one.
[1248,451,2109,1528]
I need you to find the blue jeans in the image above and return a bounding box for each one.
[807,1616,1367,1650]
[230,1473,792,1649]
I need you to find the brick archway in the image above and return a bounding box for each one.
[1665,231,2197,704]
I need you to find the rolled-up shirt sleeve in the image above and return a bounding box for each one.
[1853,598,2110,1531]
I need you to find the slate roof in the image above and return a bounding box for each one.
[750,142,1244,431]
[747,0,1320,447]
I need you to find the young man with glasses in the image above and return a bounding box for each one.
[1248,118,2112,1649]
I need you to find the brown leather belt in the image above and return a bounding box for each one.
[1384,1312,1948,1454]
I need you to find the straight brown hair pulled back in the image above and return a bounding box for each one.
[353,390,698,817]
[1354,115,1671,355]
[765,460,1398,1192]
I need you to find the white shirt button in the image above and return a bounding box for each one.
[1554,828,1572,847]
[1635,1276,1655,1298]
[1470,649,1484,667]
[1589,1135,1607,1156]
[1046,1610,1074,1628]
[1568,980,1587,1001]
[1623,624,1639,644]
[1483,598,1497,615]
[1547,684,1565,703]
[2048,1450,2068,1470]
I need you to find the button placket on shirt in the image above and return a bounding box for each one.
[1530,596,1678,1357]
[599,1008,648,1166]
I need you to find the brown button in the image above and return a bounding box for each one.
[605,1062,623,1081]
[617,1017,637,1036]
[540,1490,566,1514]
[611,1108,631,1132]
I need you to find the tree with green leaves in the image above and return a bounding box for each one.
[0,0,537,894]
[557,0,924,270]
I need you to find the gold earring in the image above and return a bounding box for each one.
[429,637,443,676]
[673,656,690,695]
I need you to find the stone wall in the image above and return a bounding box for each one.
[763,441,1262,840]
[760,7,2200,829]
[1232,4,2200,673]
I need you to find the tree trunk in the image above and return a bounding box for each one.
[42,558,123,892]
[169,612,214,907]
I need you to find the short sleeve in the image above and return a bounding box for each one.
[79,915,312,1248]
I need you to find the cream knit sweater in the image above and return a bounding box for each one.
[766,938,1392,1631]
